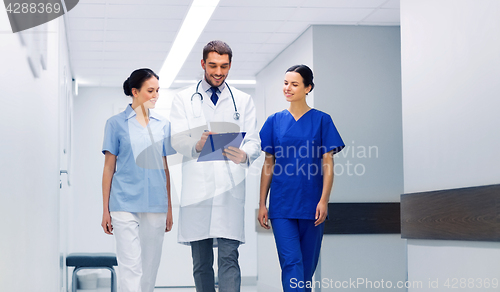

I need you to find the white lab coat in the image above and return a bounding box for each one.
[169,82,261,244]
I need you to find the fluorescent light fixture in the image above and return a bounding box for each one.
[173,79,256,85]
[159,0,220,88]
[226,80,257,85]
[173,80,198,84]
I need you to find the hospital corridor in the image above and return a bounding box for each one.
[1,0,500,291]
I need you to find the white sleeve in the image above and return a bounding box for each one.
[239,94,261,168]
[169,92,200,159]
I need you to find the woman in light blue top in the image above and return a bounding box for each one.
[101,68,176,292]
[258,65,344,292]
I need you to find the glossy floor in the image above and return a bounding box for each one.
[75,286,258,292]
[155,287,257,292]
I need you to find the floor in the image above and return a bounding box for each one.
[75,287,258,292]
[154,287,257,292]
[74,286,257,292]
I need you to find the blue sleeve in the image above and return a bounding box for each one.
[163,120,177,156]
[102,119,119,155]
[321,114,345,155]
[259,114,275,155]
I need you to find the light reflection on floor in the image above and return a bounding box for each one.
[154,287,257,292]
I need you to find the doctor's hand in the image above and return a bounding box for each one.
[101,211,113,235]
[195,131,216,152]
[223,146,248,164]
[258,205,271,230]
[314,200,328,226]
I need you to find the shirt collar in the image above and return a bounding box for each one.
[126,104,135,120]
[149,110,162,121]
[201,78,226,94]
[125,104,161,121]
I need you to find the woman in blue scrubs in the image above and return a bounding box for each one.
[101,68,176,292]
[258,65,344,292]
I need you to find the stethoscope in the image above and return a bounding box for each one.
[191,80,240,120]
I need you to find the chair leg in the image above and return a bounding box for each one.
[109,267,116,292]
[71,266,116,292]
[72,267,81,292]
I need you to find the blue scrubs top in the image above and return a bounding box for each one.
[102,104,176,213]
[260,109,344,219]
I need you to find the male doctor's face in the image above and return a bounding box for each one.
[201,52,231,87]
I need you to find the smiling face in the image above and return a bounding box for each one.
[283,71,312,103]
[201,52,231,87]
[132,76,159,109]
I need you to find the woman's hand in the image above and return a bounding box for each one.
[258,205,270,230]
[314,200,328,226]
[101,211,113,235]
[166,208,173,232]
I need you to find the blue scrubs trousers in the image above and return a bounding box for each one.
[271,219,324,292]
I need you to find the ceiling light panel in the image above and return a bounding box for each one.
[104,5,186,19]
[70,30,105,42]
[219,0,304,7]
[66,3,107,18]
[204,20,284,33]
[301,0,387,8]
[71,51,104,60]
[289,8,374,22]
[104,0,189,4]
[104,41,173,52]
[68,18,106,30]
[105,30,177,42]
[105,18,181,31]
[70,41,104,51]
[211,7,297,21]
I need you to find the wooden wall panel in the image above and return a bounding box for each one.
[401,184,500,241]
[256,203,401,234]
[324,203,401,234]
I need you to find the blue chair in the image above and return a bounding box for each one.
[66,253,117,292]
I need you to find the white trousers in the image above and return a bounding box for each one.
[111,211,167,292]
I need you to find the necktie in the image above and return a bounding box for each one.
[210,87,218,105]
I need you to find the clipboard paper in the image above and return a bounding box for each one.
[197,132,246,162]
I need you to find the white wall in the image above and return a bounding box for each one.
[401,0,500,291]
[0,11,72,292]
[71,86,126,253]
[256,27,314,124]
[401,0,500,194]
[255,27,313,292]
[313,25,404,202]
[313,25,406,291]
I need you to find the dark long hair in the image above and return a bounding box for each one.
[286,64,314,92]
[123,68,159,96]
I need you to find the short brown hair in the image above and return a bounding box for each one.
[203,40,232,62]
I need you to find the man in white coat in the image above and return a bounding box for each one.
[169,40,261,292]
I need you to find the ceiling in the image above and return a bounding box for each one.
[66,0,400,88]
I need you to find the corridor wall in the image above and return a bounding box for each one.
[400,1,500,291]
[0,12,73,292]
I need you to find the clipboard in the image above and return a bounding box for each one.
[197,132,246,162]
